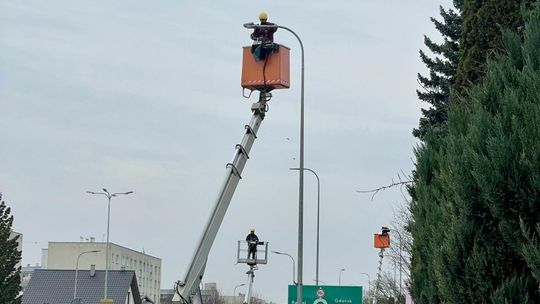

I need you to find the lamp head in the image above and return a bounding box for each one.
[243,22,256,29]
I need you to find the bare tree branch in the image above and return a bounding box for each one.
[356,173,413,201]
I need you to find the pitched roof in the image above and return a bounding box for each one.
[22,269,141,304]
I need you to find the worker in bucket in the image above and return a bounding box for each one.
[246,228,260,260]
[250,12,278,61]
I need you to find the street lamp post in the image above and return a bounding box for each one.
[290,167,320,286]
[233,283,246,304]
[243,21,305,304]
[359,272,371,299]
[73,250,101,303]
[359,272,371,288]
[272,250,296,284]
[389,227,404,296]
[339,268,345,286]
[87,188,133,300]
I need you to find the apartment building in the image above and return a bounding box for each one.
[43,240,162,303]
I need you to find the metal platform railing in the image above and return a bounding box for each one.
[237,240,268,265]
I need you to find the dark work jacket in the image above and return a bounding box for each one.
[250,22,277,43]
[246,233,259,245]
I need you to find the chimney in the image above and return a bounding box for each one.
[90,264,96,277]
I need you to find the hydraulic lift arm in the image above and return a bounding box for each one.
[174,93,271,304]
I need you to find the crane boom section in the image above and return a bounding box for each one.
[177,100,267,302]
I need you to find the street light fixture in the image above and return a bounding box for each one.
[233,283,246,304]
[387,227,404,296]
[358,272,371,298]
[73,250,101,303]
[290,167,320,285]
[87,188,133,300]
[272,250,296,284]
[339,268,346,286]
[359,272,371,287]
[243,21,305,304]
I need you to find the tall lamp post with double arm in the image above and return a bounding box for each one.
[87,188,133,300]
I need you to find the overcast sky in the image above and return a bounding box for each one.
[1,0,452,302]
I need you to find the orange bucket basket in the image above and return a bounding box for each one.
[241,45,290,91]
[374,233,390,249]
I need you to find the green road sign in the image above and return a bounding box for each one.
[288,285,363,304]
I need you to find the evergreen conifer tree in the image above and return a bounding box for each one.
[410,4,540,302]
[455,0,534,90]
[408,1,462,300]
[414,0,463,139]
[521,223,540,285]
[407,135,448,303]
[0,194,22,304]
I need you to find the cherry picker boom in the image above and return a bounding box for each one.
[174,93,269,304]
[173,40,290,304]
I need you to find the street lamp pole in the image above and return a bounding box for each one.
[339,268,345,286]
[243,21,305,304]
[272,250,296,284]
[359,272,371,298]
[359,272,371,287]
[389,228,404,296]
[73,250,101,303]
[290,167,320,286]
[87,188,133,300]
[233,283,245,304]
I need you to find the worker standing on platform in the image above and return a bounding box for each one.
[246,228,259,260]
[250,12,278,61]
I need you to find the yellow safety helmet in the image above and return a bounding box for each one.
[250,228,256,232]
[258,12,268,21]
